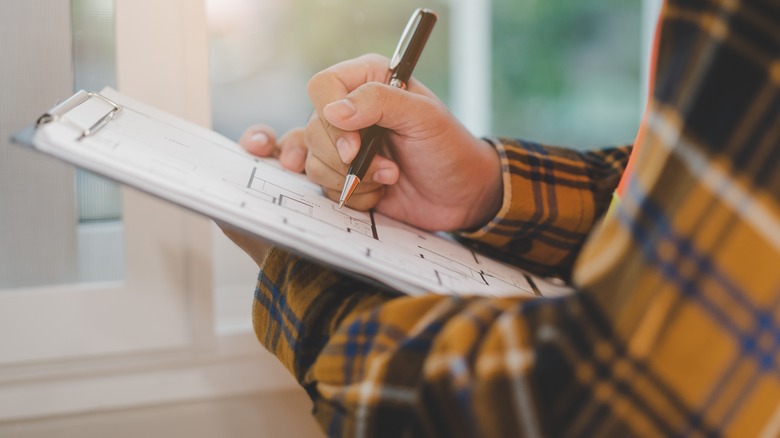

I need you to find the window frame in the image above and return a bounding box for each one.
[0,0,295,421]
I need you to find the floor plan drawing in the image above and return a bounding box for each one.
[32,88,573,298]
[236,165,379,239]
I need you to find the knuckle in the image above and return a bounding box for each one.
[307,112,334,137]
[307,62,344,97]
[304,157,335,189]
[362,82,384,99]
[303,120,316,147]
[306,70,328,96]
[354,83,387,123]
[360,53,390,69]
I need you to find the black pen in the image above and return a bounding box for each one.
[338,8,437,208]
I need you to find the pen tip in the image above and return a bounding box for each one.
[338,174,360,209]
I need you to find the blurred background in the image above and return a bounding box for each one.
[207,0,643,150]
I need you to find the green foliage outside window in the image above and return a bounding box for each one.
[209,0,641,150]
[492,0,642,148]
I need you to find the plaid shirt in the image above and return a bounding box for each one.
[252,1,780,436]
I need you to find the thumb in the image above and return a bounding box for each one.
[322,82,434,133]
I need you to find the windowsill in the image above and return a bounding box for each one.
[76,221,259,336]
[0,330,298,422]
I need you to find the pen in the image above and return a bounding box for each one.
[338,8,437,208]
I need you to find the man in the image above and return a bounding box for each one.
[225,0,780,436]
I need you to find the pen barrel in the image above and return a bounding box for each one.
[340,8,437,207]
[389,10,437,87]
[347,125,386,180]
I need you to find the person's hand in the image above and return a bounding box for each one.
[238,122,308,174]
[238,53,503,232]
[305,54,502,231]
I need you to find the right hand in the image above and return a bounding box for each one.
[240,54,503,232]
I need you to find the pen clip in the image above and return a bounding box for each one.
[388,8,436,89]
[389,9,423,70]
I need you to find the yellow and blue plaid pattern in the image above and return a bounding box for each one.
[252,0,780,436]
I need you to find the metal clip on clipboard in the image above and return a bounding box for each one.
[36,90,122,140]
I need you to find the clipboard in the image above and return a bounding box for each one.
[12,91,120,150]
[15,87,573,298]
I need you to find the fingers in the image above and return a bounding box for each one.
[304,113,400,187]
[239,53,424,211]
[323,82,438,135]
[307,54,392,112]
[277,128,307,173]
[238,124,308,174]
[307,54,391,164]
[239,124,277,157]
[237,118,390,212]
[308,55,441,170]
[304,54,410,190]
[303,113,352,178]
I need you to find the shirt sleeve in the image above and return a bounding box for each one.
[254,247,654,438]
[458,138,631,279]
[254,247,548,437]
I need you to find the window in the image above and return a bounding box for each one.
[0,0,196,364]
[0,0,124,290]
[206,0,451,142]
[0,1,295,421]
[491,0,643,148]
[207,0,647,152]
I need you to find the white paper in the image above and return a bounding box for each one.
[31,88,573,298]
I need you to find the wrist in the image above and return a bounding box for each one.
[462,139,504,230]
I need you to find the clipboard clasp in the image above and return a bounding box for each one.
[37,91,123,141]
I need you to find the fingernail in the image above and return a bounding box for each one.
[325,99,358,120]
[251,132,269,145]
[336,137,353,163]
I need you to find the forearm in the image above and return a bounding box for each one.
[252,247,398,382]
[254,248,608,437]
[253,248,544,436]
